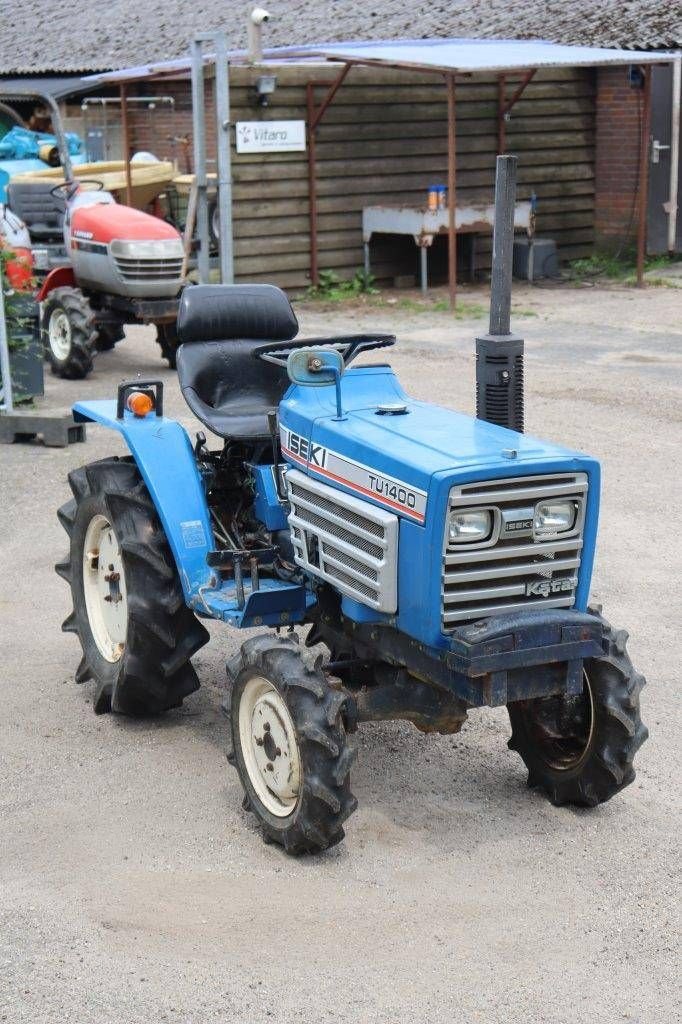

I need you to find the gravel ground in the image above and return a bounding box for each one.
[1,281,680,1024]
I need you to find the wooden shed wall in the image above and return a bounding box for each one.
[126,62,596,290]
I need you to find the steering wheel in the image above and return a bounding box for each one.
[254,333,396,369]
[50,179,105,201]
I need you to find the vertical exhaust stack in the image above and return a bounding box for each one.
[476,155,524,432]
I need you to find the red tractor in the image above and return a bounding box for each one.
[14,178,185,378]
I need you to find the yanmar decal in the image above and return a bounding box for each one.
[281,428,427,522]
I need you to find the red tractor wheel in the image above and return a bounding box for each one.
[42,287,98,379]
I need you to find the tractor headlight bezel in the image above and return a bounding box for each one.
[447,507,495,546]
[533,499,580,538]
[109,238,184,260]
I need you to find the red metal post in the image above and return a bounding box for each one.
[498,74,506,155]
[447,73,457,311]
[306,82,319,287]
[637,66,652,287]
[119,83,133,207]
[306,64,353,288]
[498,69,536,157]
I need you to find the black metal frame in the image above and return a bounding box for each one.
[309,587,605,712]
[116,379,164,419]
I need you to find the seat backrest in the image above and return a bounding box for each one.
[175,284,299,441]
[177,283,298,346]
[7,182,65,240]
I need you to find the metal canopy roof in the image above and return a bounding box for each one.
[0,75,96,99]
[282,37,676,73]
[82,36,676,88]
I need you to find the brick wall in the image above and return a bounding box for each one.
[594,66,643,253]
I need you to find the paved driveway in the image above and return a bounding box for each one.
[1,281,680,1023]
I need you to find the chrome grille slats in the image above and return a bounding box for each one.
[442,473,587,627]
[289,482,384,537]
[113,256,184,282]
[286,469,398,613]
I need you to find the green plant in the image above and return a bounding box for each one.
[306,267,379,301]
[569,251,682,284]
[1,246,41,402]
[0,246,32,352]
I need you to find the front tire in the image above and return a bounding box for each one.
[56,457,209,715]
[95,323,126,352]
[42,286,97,379]
[228,635,358,854]
[507,611,648,806]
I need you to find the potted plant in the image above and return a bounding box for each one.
[0,245,43,402]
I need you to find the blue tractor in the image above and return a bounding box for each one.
[55,161,647,854]
[55,281,647,854]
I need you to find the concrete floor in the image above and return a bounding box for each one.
[1,281,680,1023]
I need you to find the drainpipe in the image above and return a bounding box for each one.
[247,8,271,63]
[667,56,681,253]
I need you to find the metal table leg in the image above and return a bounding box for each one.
[419,244,428,294]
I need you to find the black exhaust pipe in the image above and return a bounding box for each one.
[476,155,524,433]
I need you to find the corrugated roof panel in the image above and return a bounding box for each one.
[294,38,675,73]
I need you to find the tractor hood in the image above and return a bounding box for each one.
[279,364,593,524]
[70,201,181,244]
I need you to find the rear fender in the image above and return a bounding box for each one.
[36,265,76,302]
[72,396,213,599]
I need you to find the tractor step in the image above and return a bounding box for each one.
[0,411,86,447]
[191,577,312,629]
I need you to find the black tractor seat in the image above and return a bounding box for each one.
[176,284,299,442]
[6,181,66,242]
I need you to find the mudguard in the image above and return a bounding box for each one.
[73,388,311,629]
[73,396,213,598]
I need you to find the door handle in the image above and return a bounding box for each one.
[652,139,671,164]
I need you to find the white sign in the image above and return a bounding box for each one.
[235,120,306,154]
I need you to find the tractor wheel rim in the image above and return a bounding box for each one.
[529,670,595,771]
[48,309,72,361]
[82,514,128,663]
[239,675,301,817]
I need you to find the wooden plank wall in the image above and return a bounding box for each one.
[126,62,596,290]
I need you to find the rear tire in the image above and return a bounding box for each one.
[156,322,179,369]
[56,457,209,715]
[507,611,648,806]
[228,635,358,854]
[42,286,97,379]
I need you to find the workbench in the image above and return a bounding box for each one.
[362,202,532,292]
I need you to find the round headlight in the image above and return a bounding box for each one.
[533,500,577,536]
[448,508,492,544]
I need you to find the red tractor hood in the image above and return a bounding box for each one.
[71,202,180,244]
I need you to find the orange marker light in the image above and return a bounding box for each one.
[126,391,155,417]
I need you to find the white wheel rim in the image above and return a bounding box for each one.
[238,675,301,818]
[48,309,72,361]
[82,514,128,663]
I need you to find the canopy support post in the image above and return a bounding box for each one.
[446,73,457,312]
[637,65,652,287]
[306,63,353,287]
[119,83,133,207]
[498,69,536,156]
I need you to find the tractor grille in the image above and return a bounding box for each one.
[442,473,588,628]
[113,255,184,283]
[286,469,398,612]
